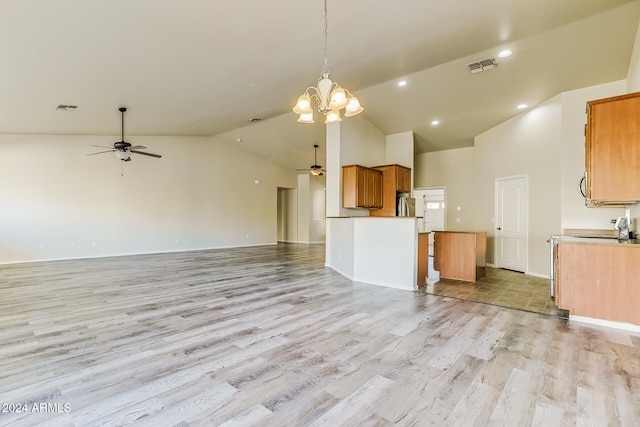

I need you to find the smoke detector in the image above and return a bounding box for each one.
[467,58,497,74]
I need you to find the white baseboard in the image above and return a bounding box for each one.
[570,315,640,333]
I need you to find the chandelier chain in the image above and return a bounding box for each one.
[322,0,328,75]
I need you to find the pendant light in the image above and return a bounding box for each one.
[292,0,364,124]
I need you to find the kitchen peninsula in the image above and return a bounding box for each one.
[325,217,428,291]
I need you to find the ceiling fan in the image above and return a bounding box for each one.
[87,107,162,162]
[297,144,326,176]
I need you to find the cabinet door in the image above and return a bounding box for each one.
[396,167,411,193]
[342,165,357,208]
[556,243,640,324]
[342,165,381,208]
[356,166,367,207]
[586,92,640,202]
[370,169,383,208]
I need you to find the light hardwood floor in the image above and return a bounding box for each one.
[1,243,639,426]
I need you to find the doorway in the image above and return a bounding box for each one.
[414,187,446,280]
[277,187,297,242]
[494,175,528,273]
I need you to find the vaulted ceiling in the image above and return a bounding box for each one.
[1,0,639,171]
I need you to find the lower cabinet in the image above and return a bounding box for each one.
[417,232,429,286]
[433,231,486,282]
[556,243,640,325]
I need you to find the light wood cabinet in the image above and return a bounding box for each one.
[556,242,640,325]
[417,232,429,286]
[585,91,640,205]
[433,231,486,282]
[342,165,383,209]
[370,164,412,217]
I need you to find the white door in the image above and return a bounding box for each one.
[495,176,527,272]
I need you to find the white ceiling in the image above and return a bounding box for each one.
[1,0,639,171]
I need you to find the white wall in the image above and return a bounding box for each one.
[386,132,415,169]
[296,173,326,243]
[474,96,563,276]
[0,134,297,263]
[277,187,298,242]
[325,115,386,218]
[414,147,475,231]
[297,174,310,243]
[560,80,629,231]
[626,22,640,224]
[627,22,640,93]
[309,175,327,243]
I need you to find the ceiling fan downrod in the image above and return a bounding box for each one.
[119,107,126,142]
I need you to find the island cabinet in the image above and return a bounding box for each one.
[342,165,383,209]
[417,232,429,286]
[556,242,640,325]
[433,231,486,282]
[585,91,640,206]
[370,164,412,217]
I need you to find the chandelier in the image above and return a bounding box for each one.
[292,0,364,124]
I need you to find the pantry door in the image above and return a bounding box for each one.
[495,175,528,272]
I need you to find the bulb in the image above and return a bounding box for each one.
[325,109,342,123]
[329,88,348,109]
[297,112,314,124]
[293,94,313,114]
[344,96,364,117]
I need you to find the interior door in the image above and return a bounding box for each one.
[495,176,527,272]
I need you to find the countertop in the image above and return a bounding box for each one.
[555,235,640,246]
[434,230,487,234]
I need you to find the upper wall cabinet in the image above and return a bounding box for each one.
[585,91,640,206]
[370,164,412,217]
[342,165,383,209]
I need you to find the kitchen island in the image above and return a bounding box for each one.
[325,217,427,291]
[433,231,487,282]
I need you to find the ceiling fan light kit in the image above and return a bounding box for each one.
[87,107,161,162]
[310,144,325,176]
[292,0,364,124]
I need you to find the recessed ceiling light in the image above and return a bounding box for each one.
[516,103,528,110]
[431,120,440,126]
[497,49,513,58]
[397,80,408,87]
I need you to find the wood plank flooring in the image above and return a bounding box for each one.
[1,243,639,426]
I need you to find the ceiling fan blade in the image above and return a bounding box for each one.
[129,145,147,150]
[89,144,114,149]
[130,149,162,158]
[87,150,115,156]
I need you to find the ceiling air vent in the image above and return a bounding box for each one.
[56,104,78,111]
[467,58,497,74]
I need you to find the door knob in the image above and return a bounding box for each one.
[497,227,502,230]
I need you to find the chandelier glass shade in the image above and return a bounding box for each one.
[292,0,364,124]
